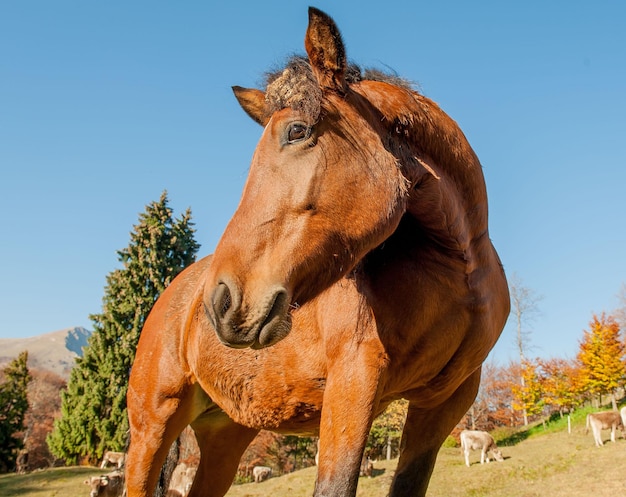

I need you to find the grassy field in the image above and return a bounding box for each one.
[2,414,626,496]
[0,466,106,497]
[225,427,626,497]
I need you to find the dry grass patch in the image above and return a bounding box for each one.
[227,428,626,497]
[2,422,625,497]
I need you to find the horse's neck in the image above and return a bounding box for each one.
[405,166,486,258]
[354,82,489,255]
[401,93,489,258]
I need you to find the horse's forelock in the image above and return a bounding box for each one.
[265,57,322,122]
[264,56,413,122]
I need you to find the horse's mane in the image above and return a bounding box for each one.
[264,55,413,122]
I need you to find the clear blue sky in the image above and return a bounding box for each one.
[1,1,625,365]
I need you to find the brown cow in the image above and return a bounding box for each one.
[85,470,124,497]
[460,430,503,467]
[586,411,624,447]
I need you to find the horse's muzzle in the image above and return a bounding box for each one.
[207,280,293,349]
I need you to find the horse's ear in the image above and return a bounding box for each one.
[305,7,347,93]
[232,86,269,127]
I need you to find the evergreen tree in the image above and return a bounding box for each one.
[278,436,317,471]
[48,191,199,464]
[0,351,31,473]
[577,313,625,409]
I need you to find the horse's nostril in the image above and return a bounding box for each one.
[213,282,232,318]
[220,291,232,316]
[261,289,285,329]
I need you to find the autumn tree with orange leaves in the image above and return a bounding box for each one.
[461,362,521,432]
[577,313,625,409]
[538,358,583,417]
[511,359,544,422]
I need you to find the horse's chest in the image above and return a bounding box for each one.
[217,373,325,430]
[197,340,326,430]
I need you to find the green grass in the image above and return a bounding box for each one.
[2,411,625,497]
[0,466,104,497]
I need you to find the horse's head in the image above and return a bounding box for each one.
[205,8,412,349]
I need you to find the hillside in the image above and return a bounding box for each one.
[0,326,91,379]
[225,419,626,497]
[1,414,625,496]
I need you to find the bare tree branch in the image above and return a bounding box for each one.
[509,272,543,362]
[614,283,626,331]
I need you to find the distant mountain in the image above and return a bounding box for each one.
[0,327,92,379]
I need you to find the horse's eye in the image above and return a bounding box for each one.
[287,123,309,143]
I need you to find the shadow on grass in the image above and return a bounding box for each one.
[0,473,45,496]
[0,466,100,497]
[497,429,532,447]
[0,474,49,497]
[0,483,42,496]
[367,467,386,478]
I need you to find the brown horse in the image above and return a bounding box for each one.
[125,7,509,497]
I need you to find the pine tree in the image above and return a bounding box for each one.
[47,192,200,464]
[577,313,625,409]
[0,351,31,473]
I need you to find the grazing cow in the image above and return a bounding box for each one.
[166,462,197,497]
[100,451,126,469]
[460,430,504,467]
[360,457,374,477]
[586,411,624,447]
[252,465,272,483]
[85,471,124,497]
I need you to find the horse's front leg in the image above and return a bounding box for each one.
[389,368,482,497]
[125,375,206,497]
[188,411,259,497]
[314,342,385,497]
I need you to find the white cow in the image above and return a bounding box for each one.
[100,451,126,469]
[586,410,624,447]
[252,465,272,483]
[360,457,374,477]
[460,430,504,467]
[166,462,197,496]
